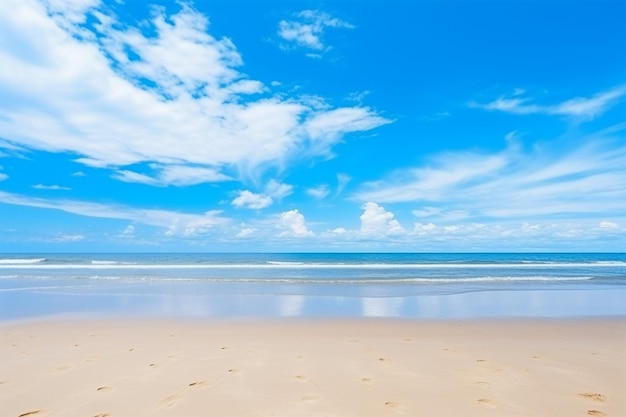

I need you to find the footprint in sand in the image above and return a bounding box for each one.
[96,386,112,392]
[301,395,320,403]
[18,411,42,417]
[385,401,408,413]
[378,357,391,362]
[475,380,492,388]
[477,398,496,408]
[579,393,607,402]
[402,337,413,342]
[92,414,111,417]
[227,369,241,375]
[587,411,607,417]
[361,377,373,385]
[188,380,212,388]
[160,394,181,408]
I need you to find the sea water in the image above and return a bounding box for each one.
[1,253,625,320]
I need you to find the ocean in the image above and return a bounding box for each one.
[1,253,625,320]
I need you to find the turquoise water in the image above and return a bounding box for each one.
[1,253,625,320]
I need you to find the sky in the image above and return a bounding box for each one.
[0,0,625,252]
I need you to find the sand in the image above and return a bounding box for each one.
[1,318,624,417]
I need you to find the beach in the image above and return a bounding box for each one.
[1,318,624,417]
[2,253,626,416]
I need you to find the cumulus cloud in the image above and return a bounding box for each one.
[232,180,293,209]
[232,190,273,209]
[120,224,135,237]
[0,1,388,186]
[599,221,619,229]
[359,202,404,236]
[277,209,314,237]
[473,86,626,120]
[236,227,257,238]
[278,10,354,52]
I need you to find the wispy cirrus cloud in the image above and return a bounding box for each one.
[354,127,626,223]
[0,190,230,237]
[306,184,330,200]
[472,86,626,120]
[278,9,354,56]
[114,165,232,187]
[0,1,388,186]
[32,184,71,190]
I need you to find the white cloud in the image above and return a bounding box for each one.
[236,227,257,238]
[232,190,273,209]
[277,209,314,237]
[413,222,437,235]
[278,10,354,52]
[231,180,293,209]
[121,224,135,236]
[599,221,619,229]
[0,1,388,186]
[336,173,351,196]
[475,86,626,120]
[0,190,229,237]
[359,202,404,236]
[114,165,231,186]
[304,107,391,157]
[306,184,330,199]
[265,179,293,200]
[32,184,71,190]
[53,233,85,242]
[355,132,626,223]
[0,173,7,181]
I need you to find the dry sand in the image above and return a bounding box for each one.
[1,318,624,417]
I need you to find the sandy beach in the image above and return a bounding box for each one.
[1,318,624,417]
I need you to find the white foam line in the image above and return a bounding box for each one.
[0,262,624,269]
[0,258,46,264]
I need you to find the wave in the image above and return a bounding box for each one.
[1,261,625,269]
[71,275,595,284]
[90,260,137,265]
[0,258,47,265]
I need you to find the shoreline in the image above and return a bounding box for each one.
[2,317,624,417]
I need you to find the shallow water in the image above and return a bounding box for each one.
[1,253,625,320]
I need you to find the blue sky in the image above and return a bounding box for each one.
[0,0,625,252]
